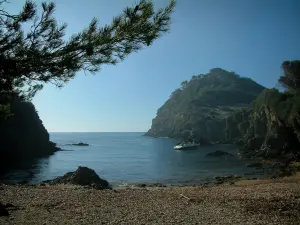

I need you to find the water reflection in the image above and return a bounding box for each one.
[0,156,50,184]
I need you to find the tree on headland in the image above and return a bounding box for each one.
[180,80,188,89]
[0,0,176,118]
[279,60,300,92]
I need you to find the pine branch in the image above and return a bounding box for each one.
[0,0,176,104]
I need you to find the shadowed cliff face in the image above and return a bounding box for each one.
[0,100,57,166]
[229,89,300,160]
[146,68,265,144]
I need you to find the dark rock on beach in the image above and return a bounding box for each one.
[146,183,167,187]
[0,202,9,217]
[135,184,147,188]
[215,175,243,184]
[135,183,167,188]
[42,166,110,190]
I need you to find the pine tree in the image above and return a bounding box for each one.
[0,0,176,118]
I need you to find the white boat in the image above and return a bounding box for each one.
[174,142,200,150]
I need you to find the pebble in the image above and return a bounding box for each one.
[0,179,299,224]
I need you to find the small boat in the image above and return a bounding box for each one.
[174,142,200,150]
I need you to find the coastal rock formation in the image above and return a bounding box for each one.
[146,68,264,144]
[0,100,58,169]
[231,89,300,160]
[205,151,234,157]
[42,166,110,190]
[70,142,89,146]
[146,68,300,160]
[246,162,263,168]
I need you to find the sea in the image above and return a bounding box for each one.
[1,132,266,186]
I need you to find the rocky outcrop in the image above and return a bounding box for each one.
[205,151,234,157]
[227,89,300,160]
[146,68,264,143]
[146,68,300,161]
[0,100,58,171]
[224,109,252,143]
[42,167,110,190]
[246,162,263,168]
[70,142,89,146]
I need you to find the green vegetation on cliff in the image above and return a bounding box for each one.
[147,61,300,162]
[237,61,300,160]
[147,60,300,161]
[146,68,265,142]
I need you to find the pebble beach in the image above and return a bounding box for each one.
[1,175,300,225]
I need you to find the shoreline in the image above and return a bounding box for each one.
[1,174,300,224]
[1,154,291,187]
[0,160,290,187]
[3,171,299,190]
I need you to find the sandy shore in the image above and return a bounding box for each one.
[1,176,300,225]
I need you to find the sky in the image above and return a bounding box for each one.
[6,0,300,132]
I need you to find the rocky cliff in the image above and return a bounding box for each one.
[229,89,300,160]
[146,68,265,144]
[0,100,58,162]
[146,67,300,161]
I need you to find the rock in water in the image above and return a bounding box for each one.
[0,202,9,217]
[246,162,263,168]
[206,151,234,157]
[42,166,110,190]
[71,142,89,146]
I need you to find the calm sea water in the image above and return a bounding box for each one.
[1,132,265,186]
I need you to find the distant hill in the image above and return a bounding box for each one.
[146,68,265,143]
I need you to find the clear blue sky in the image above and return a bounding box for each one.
[7,0,300,132]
